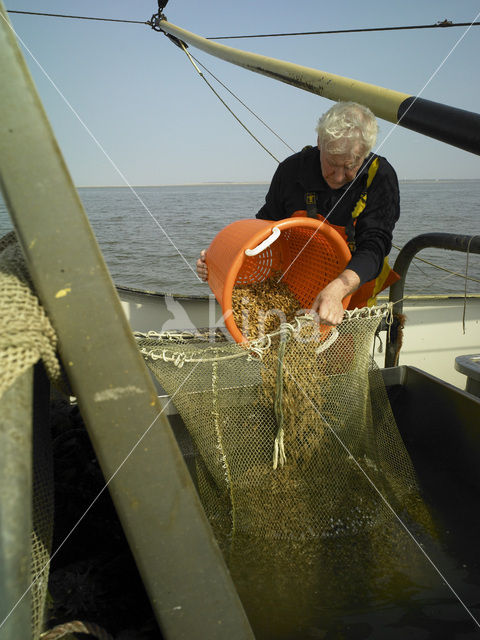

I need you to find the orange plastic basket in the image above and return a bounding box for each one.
[206,217,352,343]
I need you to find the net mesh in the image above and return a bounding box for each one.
[0,232,67,399]
[137,308,436,637]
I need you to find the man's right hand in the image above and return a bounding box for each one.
[310,269,360,325]
[196,249,208,282]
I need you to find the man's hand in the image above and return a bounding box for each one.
[311,287,346,326]
[310,269,360,325]
[196,249,208,281]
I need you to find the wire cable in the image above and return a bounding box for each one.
[6,10,148,25]
[189,53,296,154]
[7,10,480,40]
[179,43,281,163]
[207,20,480,40]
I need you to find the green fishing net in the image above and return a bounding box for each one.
[136,306,437,638]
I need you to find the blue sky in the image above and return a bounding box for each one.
[4,0,480,185]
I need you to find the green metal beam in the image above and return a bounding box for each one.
[0,5,253,638]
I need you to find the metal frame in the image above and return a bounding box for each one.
[0,5,253,638]
[385,233,480,368]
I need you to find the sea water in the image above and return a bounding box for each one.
[1,180,479,297]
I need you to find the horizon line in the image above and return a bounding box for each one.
[76,178,480,188]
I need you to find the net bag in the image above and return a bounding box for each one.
[206,217,352,342]
[137,306,437,638]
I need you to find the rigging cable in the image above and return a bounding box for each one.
[8,7,291,160]
[5,10,149,25]
[152,9,294,158]
[6,10,480,39]
[178,42,282,163]
[391,242,480,286]
[205,20,480,40]
[189,53,296,153]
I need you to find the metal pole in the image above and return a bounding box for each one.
[157,19,480,155]
[0,5,254,638]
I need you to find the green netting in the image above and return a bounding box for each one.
[137,308,438,638]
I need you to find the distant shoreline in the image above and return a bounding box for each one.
[76,182,270,188]
[77,178,480,188]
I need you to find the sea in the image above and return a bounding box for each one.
[1,180,479,296]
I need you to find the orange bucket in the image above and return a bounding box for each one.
[206,217,352,343]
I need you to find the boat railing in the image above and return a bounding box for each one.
[385,233,480,367]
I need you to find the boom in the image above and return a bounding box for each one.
[158,18,480,156]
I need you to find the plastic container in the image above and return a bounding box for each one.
[206,217,352,342]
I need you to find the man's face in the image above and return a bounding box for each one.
[319,139,366,190]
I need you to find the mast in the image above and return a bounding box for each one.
[157,19,480,156]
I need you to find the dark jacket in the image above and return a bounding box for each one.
[256,146,400,284]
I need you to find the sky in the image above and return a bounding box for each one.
[3,0,480,185]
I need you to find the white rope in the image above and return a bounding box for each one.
[315,328,339,354]
[136,305,393,366]
[343,302,393,321]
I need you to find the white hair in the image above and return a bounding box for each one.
[316,102,378,158]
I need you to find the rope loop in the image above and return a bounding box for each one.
[174,352,187,368]
[315,327,339,354]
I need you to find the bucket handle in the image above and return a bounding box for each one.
[245,226,281,256]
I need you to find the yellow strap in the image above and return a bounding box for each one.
[351,157,380,219]
[366,256,392,307]
[366,156,380,188]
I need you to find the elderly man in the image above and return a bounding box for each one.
[197,101,400,325]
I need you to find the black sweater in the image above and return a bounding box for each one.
[256,146,400,284]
